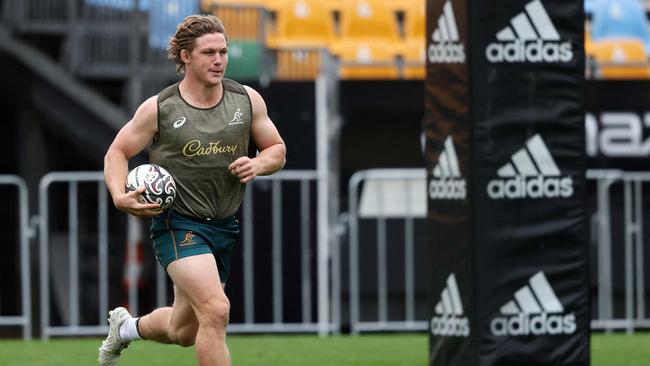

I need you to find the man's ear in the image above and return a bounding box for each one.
[180,49,191,64]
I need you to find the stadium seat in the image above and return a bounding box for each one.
[333,0,402,79]
[323,0,344,11]
[589,38,650,79]
[401,0,425,79]
[333,42,400,80]
[590,0,650,57]
[275,48,323,80]
[204,1,264,40]
[386,0,411,13]
[403,0,424,41]
[266,0,336,49]
[337,0,401,45]
[202,0,266,7]
[401,43,425,79]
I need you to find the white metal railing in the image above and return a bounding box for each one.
[38,170,334,338]
[587,170,650,333]
[38,171,111,338]
[347,169,427,334]
[28,167,650,337]
[229,169,333,333]
[346,168,650,334]
[0,175,31,339]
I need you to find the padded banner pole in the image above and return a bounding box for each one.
[425,0,589,364]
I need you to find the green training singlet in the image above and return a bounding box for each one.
[150,79,252,219]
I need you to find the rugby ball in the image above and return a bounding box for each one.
[125,164,177,210]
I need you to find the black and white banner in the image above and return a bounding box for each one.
[426,0,589,365]
[425,0,472,364]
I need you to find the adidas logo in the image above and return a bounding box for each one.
[490,271,576,336]
[430,273,470,337]
[428,1,466,64]
[485,0,573,63]
[486,134,573,199]
[429,136,467,200]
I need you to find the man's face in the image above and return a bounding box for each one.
[185,32,228,85]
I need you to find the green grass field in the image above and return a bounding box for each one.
[0,333,647,365]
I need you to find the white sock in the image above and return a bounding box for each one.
[118,317,142,342]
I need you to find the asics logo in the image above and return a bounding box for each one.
[173,117,187,128]
[487,134,573,199]
[485,0,573,63]
[428,1,466,64]
[490,271,576,336]
[429,136,467,200]
[430,273,470,337]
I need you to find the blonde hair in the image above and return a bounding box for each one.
[168,14,227,73]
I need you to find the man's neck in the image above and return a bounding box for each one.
[179,76,223,108]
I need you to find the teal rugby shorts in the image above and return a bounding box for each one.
[150,210,240,283]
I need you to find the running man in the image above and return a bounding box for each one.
[100,14,286,365]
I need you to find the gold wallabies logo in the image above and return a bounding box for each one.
[179,231,196,247]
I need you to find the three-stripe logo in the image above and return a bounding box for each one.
[430,136,467,200]
[428,0,466,63]
[487,134,573,199]
[485,0,573,63]
[430,273,470,337]
[490,271,577,336]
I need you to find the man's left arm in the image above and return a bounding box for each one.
[229,86,286,183]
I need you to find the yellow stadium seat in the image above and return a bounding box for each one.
[386,0,410,12]
[332,0,402,79]
[337,0,401,45]
[323,0,344,12]
[333,42,400,79]
[266,0,336,49]
[203,0,266,7]
[401,43,425,79]
[403,0,424,41]
[400,0,425,79]
[206,2,264,41]
[589,38,650,79]
[275,49,323,80]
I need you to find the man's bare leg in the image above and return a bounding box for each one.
[137,254,230,365]
[137,286,199,346]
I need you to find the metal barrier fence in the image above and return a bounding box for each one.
[347,169,428,334]
[38,170,331,339]
[229,170,326,333]
[346,168,650,334]
[588,170,650,333]
[20,167,650,337]
[39,171,111,338]
[0,175,31,339]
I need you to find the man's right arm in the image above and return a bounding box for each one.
[104,96,162,217]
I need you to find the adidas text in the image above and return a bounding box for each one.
[429,1,466,64]
[487,176,573,199]
[490,312,576,336]
[486,39,572,63]
[431,315,470,337]
[429,178,467,200]
[428,43,466,64]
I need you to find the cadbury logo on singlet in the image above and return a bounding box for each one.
[183,140,238,157]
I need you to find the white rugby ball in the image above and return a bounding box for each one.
[125,164,177,210]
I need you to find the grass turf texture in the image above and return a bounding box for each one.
[0,333,647,365]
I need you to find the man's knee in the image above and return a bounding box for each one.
[199,297,230,329]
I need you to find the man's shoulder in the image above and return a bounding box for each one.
[157,83,180,104]
[222,78,248,96]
